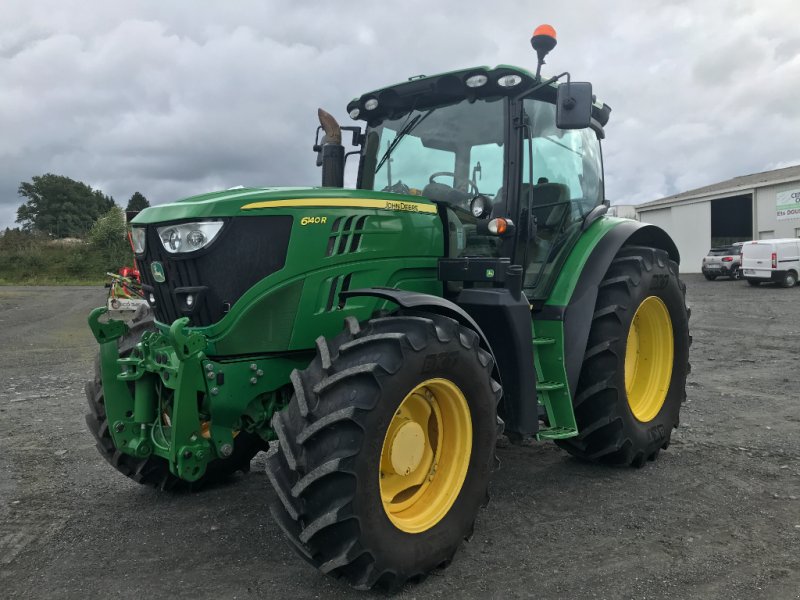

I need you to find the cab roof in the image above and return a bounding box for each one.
[346,65,611,128]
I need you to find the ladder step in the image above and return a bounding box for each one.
[537,381,565,391]
[532,337,555,346]
[537,426,578,440]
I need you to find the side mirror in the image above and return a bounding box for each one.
[556,82,593,130]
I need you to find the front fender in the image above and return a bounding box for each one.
[339,287,497,361]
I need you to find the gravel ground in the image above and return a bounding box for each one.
[0,276,798,599]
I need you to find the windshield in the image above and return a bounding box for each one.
[360,98,505,207]
[360,97,506,259]
[709,247,739,256]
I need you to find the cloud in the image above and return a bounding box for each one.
[1,0,799,229]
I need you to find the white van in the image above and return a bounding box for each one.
[741,239,800,287]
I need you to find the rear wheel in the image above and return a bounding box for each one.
[556,246,690,466]
[730,268,741,280]
[780,270,797,288]
[265,313,500,590]
[85,309,264,490]
[703,272,716,281]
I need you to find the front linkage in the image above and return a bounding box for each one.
[88,308,293,481]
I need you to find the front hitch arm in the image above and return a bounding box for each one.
[88,307,129,344]
[169,317,207,359]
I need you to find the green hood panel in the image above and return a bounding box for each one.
[131,187,438,224]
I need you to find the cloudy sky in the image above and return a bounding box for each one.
[2,0,799,230]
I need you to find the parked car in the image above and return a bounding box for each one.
[701,243,744,280]
[741,239,800,287]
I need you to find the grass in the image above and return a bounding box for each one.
[0,278,106,286]
[0,238,127,286]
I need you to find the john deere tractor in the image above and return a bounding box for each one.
[86,26,689,590]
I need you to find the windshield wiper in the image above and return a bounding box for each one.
[375,109,435,174]
[540,135,582,156]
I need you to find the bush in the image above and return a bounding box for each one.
[0,224,131,285]
[89,206,132,273]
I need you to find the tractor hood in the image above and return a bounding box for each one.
[131,187,438,224]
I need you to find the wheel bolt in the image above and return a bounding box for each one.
[219,443,234,458]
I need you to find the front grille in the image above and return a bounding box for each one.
[138,216,292,326]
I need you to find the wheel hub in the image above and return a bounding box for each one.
[625,295,674,422]
[379,378,472,534]
[389,421,425,476]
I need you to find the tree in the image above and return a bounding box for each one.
[126,191,150,212]
[16,174,115,238]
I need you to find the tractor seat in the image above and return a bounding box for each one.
[522,182,571,231]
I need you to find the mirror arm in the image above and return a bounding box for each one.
[513,71,569,102]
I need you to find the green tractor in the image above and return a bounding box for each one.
[86,26,689,590]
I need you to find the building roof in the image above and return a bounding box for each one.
[637,163,800,211]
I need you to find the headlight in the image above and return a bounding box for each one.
[497,74,522,87]
[470,195,491,219]
[131,227,146,254]
[157,221,224,254]
[465,74,488,88]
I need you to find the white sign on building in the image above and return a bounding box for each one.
[776,188,800,220]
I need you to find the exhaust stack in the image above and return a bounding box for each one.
[316,108,345,188]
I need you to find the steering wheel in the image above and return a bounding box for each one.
[429,172,479,195]
[381,180,410,195]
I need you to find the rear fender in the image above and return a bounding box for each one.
[544,220,680,398]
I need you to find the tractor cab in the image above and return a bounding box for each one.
[322,58,611,302]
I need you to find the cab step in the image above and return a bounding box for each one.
[536,426,578,440]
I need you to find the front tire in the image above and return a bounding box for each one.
[556,246,690,467]
[265,313,500,590]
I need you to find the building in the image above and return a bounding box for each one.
[635,164,800,272]
[607,204,639,220]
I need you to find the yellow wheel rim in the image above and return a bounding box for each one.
[379,378,472,534]
[625,296,674,422]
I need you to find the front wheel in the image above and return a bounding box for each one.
[556,246,690,467]
[265,313,500,590]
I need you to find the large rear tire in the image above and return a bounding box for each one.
[556,246,690,467]
[85,308,264,490]
[265,313,500,590]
